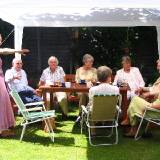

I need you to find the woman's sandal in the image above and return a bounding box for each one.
[1,130,15,137]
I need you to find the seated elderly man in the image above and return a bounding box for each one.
[38,56,68,118]
[140,59,160,100]
[88,66,119,110]
[5,58,42,104]
[86,66,119,135]
[113,56,145,99]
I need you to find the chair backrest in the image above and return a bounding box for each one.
[65,74,75,82]
[10,90,29,119]
[90,95,119,121]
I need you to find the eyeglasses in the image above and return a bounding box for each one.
[16,63,23,65]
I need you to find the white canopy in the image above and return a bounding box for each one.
[0,0,160,56]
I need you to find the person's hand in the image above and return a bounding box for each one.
[135,88,143,95]
[13,73,21,80]
[33,89,38,95]
[140,92,150,99]
[86,81,93,88]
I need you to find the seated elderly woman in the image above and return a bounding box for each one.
[39,56,68,119]
[76,54,97,105]
[139,59,160,101]
[121,95,160,137]
[75,54,97,121]
[113,56,145,99]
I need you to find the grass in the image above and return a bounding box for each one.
[0,103,160,160]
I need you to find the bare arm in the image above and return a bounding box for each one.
[38,80,45,87]
[151,104,160,110]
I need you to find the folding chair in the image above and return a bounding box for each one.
[10,90,55,142]
[81,95,121,146]
[135,106,160,140]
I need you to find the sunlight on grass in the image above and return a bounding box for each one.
[0,104,160,160]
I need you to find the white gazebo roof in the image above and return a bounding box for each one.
[0,0,160,55]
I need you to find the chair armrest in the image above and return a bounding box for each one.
[146,106,160,113]
[22,107,43,112]
[24,101,44,107]
[81,105,88,114]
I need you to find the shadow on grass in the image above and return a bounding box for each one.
[6,123,76,146]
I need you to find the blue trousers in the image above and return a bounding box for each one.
[18,90,42,104]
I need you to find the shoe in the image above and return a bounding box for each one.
[75,116,81,123]
[124,131,135,137]
[1,130,15,137]
[62,113,68,120]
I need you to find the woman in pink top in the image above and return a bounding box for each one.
[0,57,15,137]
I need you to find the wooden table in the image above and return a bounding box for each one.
[39,83,128,121]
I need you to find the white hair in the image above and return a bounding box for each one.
[48,56,59,65]
[12,58,22,65]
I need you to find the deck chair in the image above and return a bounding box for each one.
[135,106,160,140]
[10,90,55,142]
[81,94,121,146]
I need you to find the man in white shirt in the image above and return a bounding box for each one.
[38,56,68,118]
[113,56,145,99]
[5,58,42,104]
[88,66,119,111]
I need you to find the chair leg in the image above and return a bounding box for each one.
[144,122,150,133]
[20,124,27,142]
[81,111,84,134]
[135,117,144,140]
[88,127,94,146]
[115,126,118,144]
[44,119,54,142]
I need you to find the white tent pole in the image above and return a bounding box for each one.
[14,25,23,59]
[156,26,160,58]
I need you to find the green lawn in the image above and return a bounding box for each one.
[0,104,160,160]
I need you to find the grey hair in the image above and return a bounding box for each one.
[121,56,131,64]
[12,58,22,65]
[97,66,112,82]
[48,56,59,65]
[82,54,94,63]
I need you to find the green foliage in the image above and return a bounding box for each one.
[74,27,138,73]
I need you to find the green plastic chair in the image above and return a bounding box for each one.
[10,90,55,142]
[135,106,160,140]
[81,94,121,146]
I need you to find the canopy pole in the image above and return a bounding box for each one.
[14,25,23,59]
[156,26,160,57]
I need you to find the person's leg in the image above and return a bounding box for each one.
[124,126,138,137]
[121,115,130,125]
[79,93,89,108]
[18,91,28,104]
[55,92,68,116]
[75,93,89,122]
[124,96,151,137]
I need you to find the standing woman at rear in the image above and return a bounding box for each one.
[0,35,15,137]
